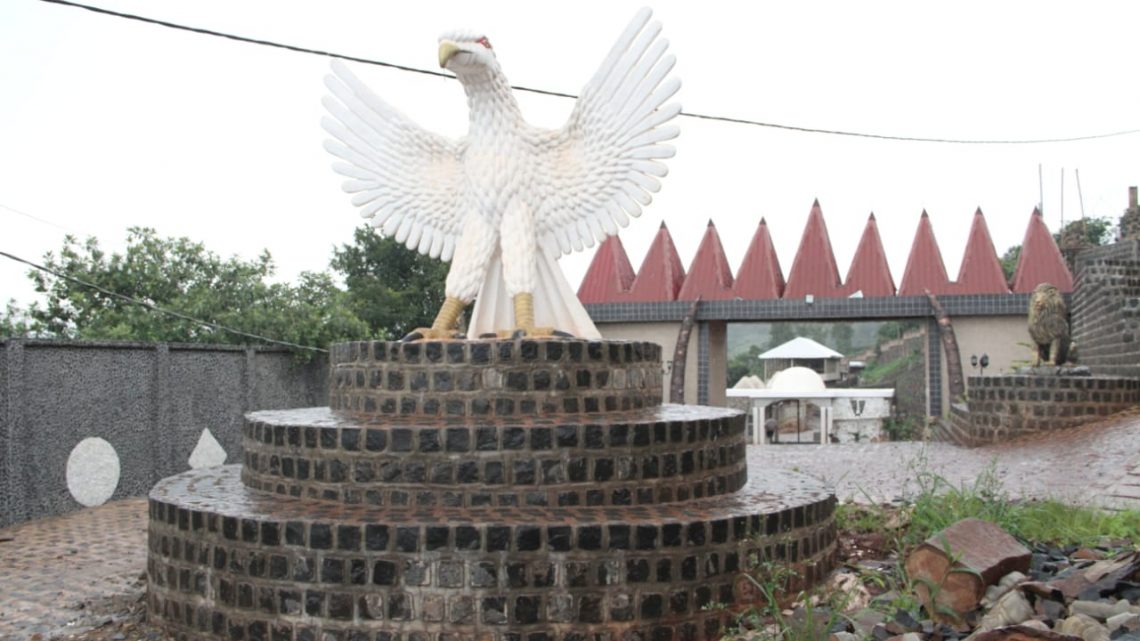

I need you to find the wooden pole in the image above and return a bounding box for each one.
[926,289,965,402]
[669,297,700,403]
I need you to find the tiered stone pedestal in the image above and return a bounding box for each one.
[148,339,837,641]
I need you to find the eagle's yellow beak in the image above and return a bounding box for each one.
[438,41,460,68]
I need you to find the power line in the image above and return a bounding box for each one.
[40,0,1140,145]
[0,203,77,233]
[0,248,327,353]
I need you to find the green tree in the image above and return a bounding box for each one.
[1000,215,1114,281]
[8,227,368,358]
[792,322,830,345]
[767,323,795,350]
[0,300,35,338]
[727,344,763,387]
[831,323,854,355]
[330,227,450,339]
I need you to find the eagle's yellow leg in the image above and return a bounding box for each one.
[403,296,466,340]
[510,292,554,337]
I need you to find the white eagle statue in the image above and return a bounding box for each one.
[322,8,680,339]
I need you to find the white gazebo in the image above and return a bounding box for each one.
[758,336,847,383]
[727,365,894,445]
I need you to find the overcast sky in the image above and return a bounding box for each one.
[3,1,1138,311]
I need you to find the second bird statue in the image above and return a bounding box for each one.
[322,8,680,339]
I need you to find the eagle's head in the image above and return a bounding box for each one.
[438,31,498,74]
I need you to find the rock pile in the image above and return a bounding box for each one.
[832,524,1140,641]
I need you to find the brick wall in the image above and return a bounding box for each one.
[964,374,1140,444]
[1072,246,1140,378]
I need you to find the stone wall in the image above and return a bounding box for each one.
[963,374,1140,444]
[1072,247,1140,378]
[0,339,327,527]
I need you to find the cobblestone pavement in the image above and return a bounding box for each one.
[2,411,1139,641]
[748,409,1140,509]
[0,497,149,640]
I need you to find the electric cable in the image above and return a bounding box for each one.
[39,0,1140,145]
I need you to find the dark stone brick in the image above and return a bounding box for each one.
[260,522,279,547]
[482,597,507,625]
[507,562,528,588]
[471,342,491,364]
[609,525,630,550]
[471,561,497,588]
[485,462,504,484]
[372,560,396,585]
[514,596,540,624]
[395,527,419,552]
[309,524,332,550]
[426,526,449,551]
[321,558,344,583]
[513,460,536,485]
[403,560,429,586]
[506,371,528,391]
[419,429,441,452]
[391,429,413,452]
[487,526,511,552]
[531,427,552,450]
[503,427,525,449]
[627,558,650,582]
[636,525,658,550]
[336,525,360,551]
[445,428,470,452]
[579,595,603,623]
[457,461,479,484]
[517,526,541,551]
[388,593,412,620]
[547,526,571,551]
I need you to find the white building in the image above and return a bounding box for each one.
[757,337,847,383]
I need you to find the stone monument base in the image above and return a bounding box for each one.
[147,339,838,641]
[148,464,834,641]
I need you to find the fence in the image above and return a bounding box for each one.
[0,339,327,527]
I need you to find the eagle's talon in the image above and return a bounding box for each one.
[401,327,461,341]
[510,326,557,338]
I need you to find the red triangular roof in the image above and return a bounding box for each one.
[733,218,785,300]
[677,220,735,300]
[1011,208,1074,293]
[577,235,636,303]
[897,211,953,296]
[954,208,1010,295]
[840,213,896,297]
[625,222,687,302]
[783,200,844,299]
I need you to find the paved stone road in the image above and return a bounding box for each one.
[748,409,1140,509]
[2,411,1138,640]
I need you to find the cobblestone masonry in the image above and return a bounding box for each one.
[241,407,748,508]
[147,339,837,641]
[964,374,1140,444]
[1072,257,1140,379]
[329,340,664,417]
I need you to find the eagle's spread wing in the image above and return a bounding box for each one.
[322,59,467,261]
[534,8,681,256]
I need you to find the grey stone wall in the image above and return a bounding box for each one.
[0,339,327,527]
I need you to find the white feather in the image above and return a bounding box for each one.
[382,214,402,236]
[631,160,669,177]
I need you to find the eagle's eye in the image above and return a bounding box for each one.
[476,36,492,49]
